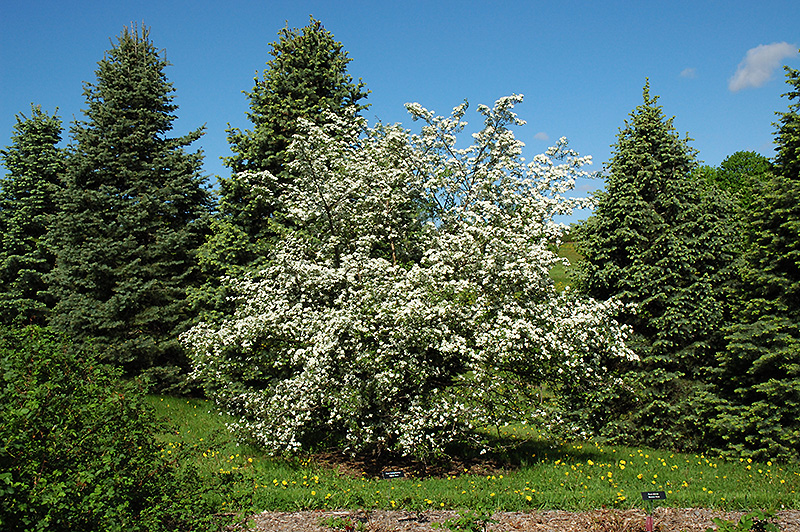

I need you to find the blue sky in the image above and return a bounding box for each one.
[2,0,798,223]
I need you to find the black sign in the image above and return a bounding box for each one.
[641,491,666,501]
[381,471,405,479]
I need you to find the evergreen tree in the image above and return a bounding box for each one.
[713,63,800,460]
[192,17,369,320]
[775,63,800,181]
[0,105,65,326]
[575,82,741,449]
[222,15,369,253]
[47,25,211,389]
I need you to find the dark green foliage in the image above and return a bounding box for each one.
[0,326,226,531]
[711,65,800,460]
[193,17,369,318]
[699,151,773,211]
[225,15,369,174]
[222,15,369,250]
[775,63,800,181]
[0,105,65,326]
[574,82,741,449]
[46,26,211,387]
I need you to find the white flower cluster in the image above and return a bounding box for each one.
[182,97,635,457]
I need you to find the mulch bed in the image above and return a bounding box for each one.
[247,507,800,531]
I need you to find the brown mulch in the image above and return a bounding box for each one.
[247,507,800,531]
[309,450,509,480]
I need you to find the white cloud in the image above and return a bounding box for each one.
[534,131,549,141]
[680,67,697,79]
[729,42,798,92]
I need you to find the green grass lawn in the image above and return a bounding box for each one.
[145,395,800,515]
[550,241,581,290]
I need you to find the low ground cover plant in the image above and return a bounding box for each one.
[431,508,496,531]
[706,510,779,532]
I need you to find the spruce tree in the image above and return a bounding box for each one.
[575,82,740,449]
[713,63,800,460]
[192,17,369,320]
[47,26,211,388]
[222,15,369,252]
[0,105,65,326]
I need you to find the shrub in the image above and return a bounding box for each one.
[184,97,635,459]
[0,326,225,531]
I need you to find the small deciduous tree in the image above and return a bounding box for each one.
[183,96,635,458]
[0,326,226,531]
[698,150,772,212]
[0,105,65,326]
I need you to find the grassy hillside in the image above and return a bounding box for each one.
[145,395,800,514]
[550,241,582,290]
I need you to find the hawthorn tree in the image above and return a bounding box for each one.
[47,26,211,389]
[184,97,635,458]
[713,63,800,460]
[0,105,65,326]
[575,82,741,450]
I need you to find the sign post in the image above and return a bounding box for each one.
[641,491,666,532]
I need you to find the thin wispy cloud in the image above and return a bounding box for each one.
[680,67,697,79]
[729,42,798,92]
[534,131,549,141]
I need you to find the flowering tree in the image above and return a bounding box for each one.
[183,96,635,458]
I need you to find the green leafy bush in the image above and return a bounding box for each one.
[432,508,497,532]
[706,510,779,532]
[0,326,225,531]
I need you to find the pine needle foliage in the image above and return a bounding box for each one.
[222,15,369,254]
[46,25,212,389]
[575,82,741,450]
[0,106,65,326]
[712,63,800,461]
[193,17,370,320]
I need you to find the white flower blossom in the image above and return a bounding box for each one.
[182,97,634,457]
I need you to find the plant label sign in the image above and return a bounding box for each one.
[381,471,405,479]
[641,491,666,501]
